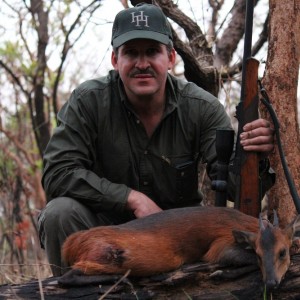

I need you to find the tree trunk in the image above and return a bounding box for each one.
[30,0,51,156]
[262,0,300,225]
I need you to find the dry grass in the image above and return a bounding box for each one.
[0,261,52,285]
[0,220,52,285]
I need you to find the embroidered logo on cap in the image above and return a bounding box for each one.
[131,11,149,27]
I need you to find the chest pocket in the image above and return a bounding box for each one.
[155,155,200,208]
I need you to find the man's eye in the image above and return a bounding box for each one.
[147,48,159,55]
[125,49,137,56]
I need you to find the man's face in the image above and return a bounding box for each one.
[111,39,175,100]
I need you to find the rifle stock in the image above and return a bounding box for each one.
[236,58,260,216]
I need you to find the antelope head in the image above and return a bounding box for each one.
[233,211,300,290]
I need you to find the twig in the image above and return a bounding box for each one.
[31,237,45,300]
[99,269,131,300]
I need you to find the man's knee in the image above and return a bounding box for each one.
[40,198,73,234]
[41,197,76,223]
[38,197,99,237]
[38,197,101,276]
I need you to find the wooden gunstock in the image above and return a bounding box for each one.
[239,58,260,216]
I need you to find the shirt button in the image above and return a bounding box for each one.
[144,150,148,155]
[143,181,149,186]
[136,119,140,124]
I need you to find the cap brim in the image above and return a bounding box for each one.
[112,30,170,48]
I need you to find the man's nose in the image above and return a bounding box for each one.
[135,55,150,69]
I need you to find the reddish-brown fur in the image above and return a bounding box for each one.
[61,206,299,287]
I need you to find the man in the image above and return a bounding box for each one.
[38,3,275,276]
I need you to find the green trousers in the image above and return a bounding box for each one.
[38,197,122,276]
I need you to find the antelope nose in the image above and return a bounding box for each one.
[266,279,279,291]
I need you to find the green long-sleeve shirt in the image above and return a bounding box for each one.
[42,70,270,220]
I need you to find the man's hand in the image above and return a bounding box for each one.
[126,190,162,218]
[240,118,275,158]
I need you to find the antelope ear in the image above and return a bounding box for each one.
[232,230,257,249]
[284,215,300,240]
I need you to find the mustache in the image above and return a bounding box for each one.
[129,68,155,77]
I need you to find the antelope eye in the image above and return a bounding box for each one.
[279,249,287,260]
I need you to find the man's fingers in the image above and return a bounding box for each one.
[243,118,272,131]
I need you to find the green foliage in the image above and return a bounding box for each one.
[5,104,28,131]
[21,61,38,78]
[0,151,15,181]
[0,41,22,61]
[63,0,72,14]
[0,40,37,79]
[47,68,65,89]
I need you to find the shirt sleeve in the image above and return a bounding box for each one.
[42,88,130,213]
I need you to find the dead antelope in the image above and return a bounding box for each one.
[60,206,300,289]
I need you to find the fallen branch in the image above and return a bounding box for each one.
[1,254,300,299]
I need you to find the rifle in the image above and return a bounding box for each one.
[234,0,261,216]
[227,1,300,216]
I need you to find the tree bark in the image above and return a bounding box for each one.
[214,0,247,68]
[262,0,300,225]
[29,0,51,157]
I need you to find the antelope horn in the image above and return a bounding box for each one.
[273,210,279,227]
[259,213,265,231]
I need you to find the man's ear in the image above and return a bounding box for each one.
[168,48,176,70]
[111,51,118,70]
[232,230,257,249]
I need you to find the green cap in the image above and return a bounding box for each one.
[111,3,173,48]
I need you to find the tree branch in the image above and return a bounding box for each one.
[224,12,269,80]
[0,126,36,168]
[52,1,102,120]
[0,60,29,97]
[155,0,218,95]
